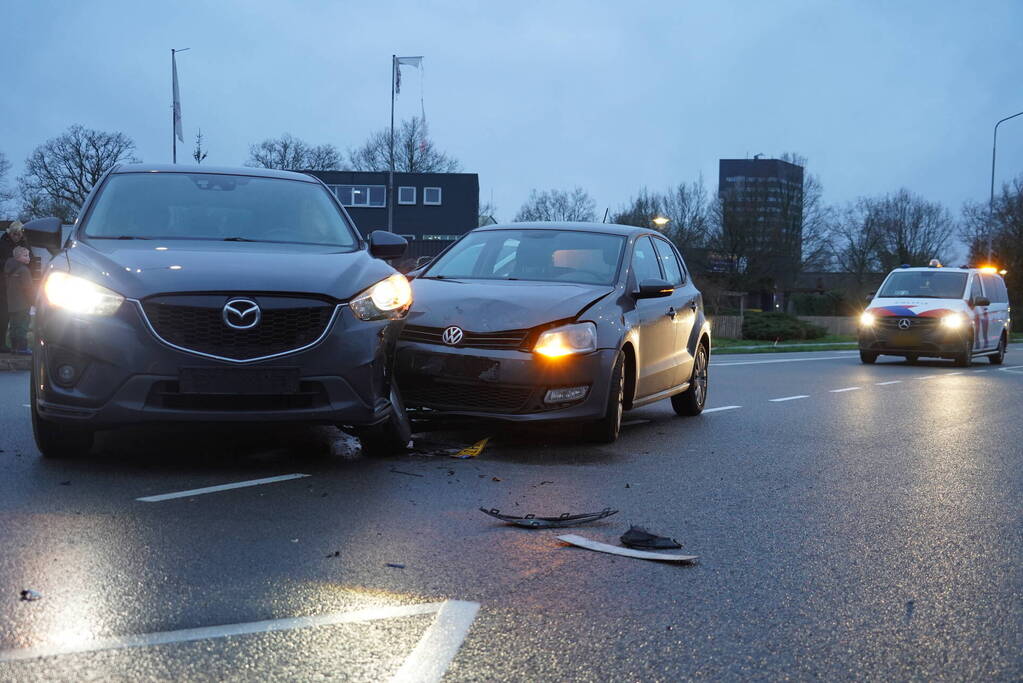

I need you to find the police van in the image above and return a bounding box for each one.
[858,262,1011,366]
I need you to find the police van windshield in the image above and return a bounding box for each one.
[877,271,968,299]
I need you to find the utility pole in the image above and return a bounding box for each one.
[988,110,1023,262]
[171,47,189,164]
[388,55,396,232]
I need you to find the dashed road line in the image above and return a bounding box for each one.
[915,375,938,380]
[712,355,856,367]
[703,406,742,413]
[137,473,310,502]
[876,381,901,385]
[391,600,481,683]
[769,395,809,402]
[829,387,861,393]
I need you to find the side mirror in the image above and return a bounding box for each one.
[368,230,407,260]
[22,217,63,254]
[864,292,875,302]
[636,278,674,299]
[973,296,991,307]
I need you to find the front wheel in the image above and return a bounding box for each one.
[672,343,709,416]
[953,335,973,368]
[589,352,624,444]
[31,383,93,459]
[357,385,412,457]
[859,350,878,364]
[989,335,1007,365]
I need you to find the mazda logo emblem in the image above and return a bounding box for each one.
[442,326,464,346]
[897,318,912,330]
[223,298,261,330]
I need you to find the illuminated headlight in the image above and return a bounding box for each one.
[349,274,412,321]
[44,272,124,316]
[941,313,966,329]
[534,322,597,358]
[859,311,875,327]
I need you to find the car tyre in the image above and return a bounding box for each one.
[905,354,919,364]
[989,334,1007,365]
[358,385,412,458]
[953,335,973,368]
[31,383,93,459]
[590,352,625,444]
[859,350,878,364]
[672,342,709,416]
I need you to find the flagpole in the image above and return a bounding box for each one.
[388,54,396,233]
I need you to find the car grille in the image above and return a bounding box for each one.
[147,380,329,411]
[141,295,336,361]
[403,378,533,413]
[400,324,529,350]
[876,317,940,330]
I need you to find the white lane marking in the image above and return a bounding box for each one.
[1000,365,1023,374]
[702,406,742,413]
[22,404,30,408]
[944,372,963,376]
[712,355,856,367]
[829,387,861,393]
[391,600,481,683]
[915,375,938,380]
[876,380,902,385]
[136,473,310,502]
[0,601,453,663]
[769,395,809,402]
[622,419,651,427]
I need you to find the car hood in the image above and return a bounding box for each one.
[65,239,392,301]
[867,299,966,317]
[406,278,613,331]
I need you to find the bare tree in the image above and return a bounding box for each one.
[0,151,13,216]
[478,199,498,226]
[962,175,1023,306]
[831,201,885,296]
[17,125,138,221]
[347,118,459,173]
[515,188,596,222]
[860,189,955,270]
[247,133,342,171]
[662,177,712,248]
[192,129,208,164]
[611,188,662,229]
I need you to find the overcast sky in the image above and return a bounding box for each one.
[3,0,1022,230]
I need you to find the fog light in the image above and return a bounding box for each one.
[56,364,77,386]
[544,386,589,404]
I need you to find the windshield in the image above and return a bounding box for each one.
[877,270,968,299]
[83,173,358,248]
[425,229,625,285]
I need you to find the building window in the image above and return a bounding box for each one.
[398,186,417,205]
[399,234,416,241]
[328,185,386,208]
[423,187,442,205]
[422,234,457,241]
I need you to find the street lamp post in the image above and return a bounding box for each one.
[988,110,1023,262]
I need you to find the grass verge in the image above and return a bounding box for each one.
[713,335,858,355]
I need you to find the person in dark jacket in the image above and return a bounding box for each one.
[0,221,29,352]
[5,246,35,355]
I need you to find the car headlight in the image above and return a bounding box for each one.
[941,313,966,329]
[534,322,597,358]
[44,271,124,316]
[859,311,875,327]
[349,274,412,321]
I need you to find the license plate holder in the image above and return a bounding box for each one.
[179,367,301,395]
[890,332,918,347]
[413,354,501,381]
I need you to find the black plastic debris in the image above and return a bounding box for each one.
[480,507,618,529]
[19,589,42,602]
[325,551,341,558]
[386,563,405,569]
[620,525,682,549]
[389,468,424,478]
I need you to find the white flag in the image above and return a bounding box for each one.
[394,55,422,94]
[172,52,184,143]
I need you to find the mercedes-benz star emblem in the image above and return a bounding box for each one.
[897,318,912,330]
[442,326,464,346]
[223,298,261,330]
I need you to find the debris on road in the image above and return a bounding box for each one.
[620,525,682,549]
[325,551,340,558]
[557,534,698,563]
[19,589,42,602]
[453,438,490,459]
[481,507,618,529]
[491,477,502,482]
[389,468,424,477]
[385,563,405,569]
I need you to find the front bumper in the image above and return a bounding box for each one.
[33,301,401,429]
[396,342,617,423]
[858,321,969,358]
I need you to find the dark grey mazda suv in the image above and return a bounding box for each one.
[24,165,412,458]
[396,222,711,442]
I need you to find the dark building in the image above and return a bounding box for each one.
[718,157,805,310]
[305,171,479,262]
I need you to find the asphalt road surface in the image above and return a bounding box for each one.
[2,347,1022,680]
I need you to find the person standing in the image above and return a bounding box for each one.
[0,221,29,352]
[4,246,35,355]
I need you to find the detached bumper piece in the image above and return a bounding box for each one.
[480,507,618,529]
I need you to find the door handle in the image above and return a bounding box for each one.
[687,299,698,311]
[666,307,677,320]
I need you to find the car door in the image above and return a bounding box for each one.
[651,237,695,386]
[968,274,989,351]
[981,273,1009,348]
[631,236,677,397]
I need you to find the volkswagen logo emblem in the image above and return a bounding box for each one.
[223,298,261,330]
[897,318,912,330]
[442,326,464,346]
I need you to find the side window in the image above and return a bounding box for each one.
[970,276,983,301]
[981,274,1007,303]
[632,236,663,283]
[652,238,684,286]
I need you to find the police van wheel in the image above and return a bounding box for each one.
[905,354,919,364]
[989,334,1007,365]
[859,351,878,364]
[953,336,973,368]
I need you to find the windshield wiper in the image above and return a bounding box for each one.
[222,236,262,242]
[94,235,149,240]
